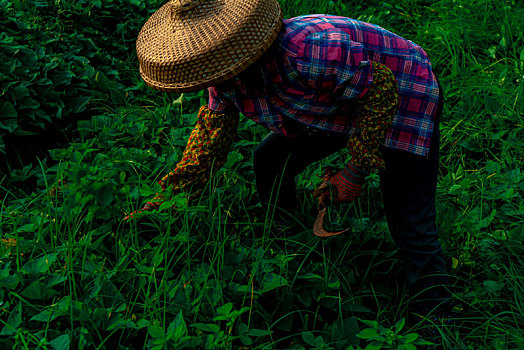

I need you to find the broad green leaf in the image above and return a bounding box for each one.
[71,96,92,113]
[213,316,229,322]
[230,282,250,293]
[394,318,405,332]
[478,209,497,229]
[240,335,252,346]
[94,185,113,206]
[166,311,187,342]
[259,273,288,293]
[328,280,341,289]
[110,88,126,105]
[106,319,138,331]
[358,319,378,329]
[137,319,149,329]
[486,160,501,174]
[413,337,435,345]
[48,334,70,350]
[365,341,383,350]
[223,151,244,169]
[499,188,516,202]
[52,70,73,86]
[0,266,19,289]
[448,184,463,195]
[0,273,19,289]
[30,308,64,322]
[12,83,29,100]
[238,323,248,335]
[398,344,417,350]
[301,331,317,347]
[148,323,165,339]
[341,316,360,345]
[483,280,504,293]
[404,332,419,343]
[508,225,523,240]
[0,302,21,336]
[357,327,378,340]
[136,264,154,274]
[20,48,37,66]
[191,323,220,333]
[0,34,13,45]
[171,127,192,146]
[247,329,272,337]
[229,307,250,320]
[30,296,70,323]
[16,223,35,233]
[0,104,17,132]
[216,302,233,316]
[20,280,59,300]
[95,71,115,92]
[298,289,312,307]
[46,274,67,288]
[24,98,40,110]
[1,58,16,74]
[22,253,57,274]
[203,278,223,308]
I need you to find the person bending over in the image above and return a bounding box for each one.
[134,0,451,319]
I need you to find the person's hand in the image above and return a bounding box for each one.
[123,198,163,221]
[313,164,368,204]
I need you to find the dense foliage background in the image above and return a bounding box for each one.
[1,0,523,349]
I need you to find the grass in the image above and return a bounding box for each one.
[1,0,523,349]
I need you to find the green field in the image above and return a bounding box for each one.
[1,0,523,349]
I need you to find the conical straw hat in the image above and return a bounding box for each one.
[136,0,283,92]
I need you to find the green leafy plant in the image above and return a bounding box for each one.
[355,318,433,350]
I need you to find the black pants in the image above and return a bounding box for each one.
[253,104,449,310]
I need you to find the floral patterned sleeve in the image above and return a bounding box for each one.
[159,105,239,194]
[347,61,399,171]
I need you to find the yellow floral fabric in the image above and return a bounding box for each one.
[159,106,239,194]
[348,61,399,170]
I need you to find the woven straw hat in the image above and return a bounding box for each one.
[136,0,283,92]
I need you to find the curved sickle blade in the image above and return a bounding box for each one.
[313,208,350,237]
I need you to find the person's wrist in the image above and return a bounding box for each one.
[326,163,366,201]
[339,163,368,185]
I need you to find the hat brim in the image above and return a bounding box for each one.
[137,0,283,93]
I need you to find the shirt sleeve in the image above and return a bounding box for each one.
[347,61,398,171]
[159,105,239,193]
[208,85,230,113]
[290,29,374,100]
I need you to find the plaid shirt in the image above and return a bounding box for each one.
[208,15,439,156]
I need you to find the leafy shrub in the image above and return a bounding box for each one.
[1,1,93,154]
[0,0,162,168]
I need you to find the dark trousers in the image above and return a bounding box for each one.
[253,104,449,310]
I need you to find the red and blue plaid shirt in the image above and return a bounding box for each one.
[208,15,440,156]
